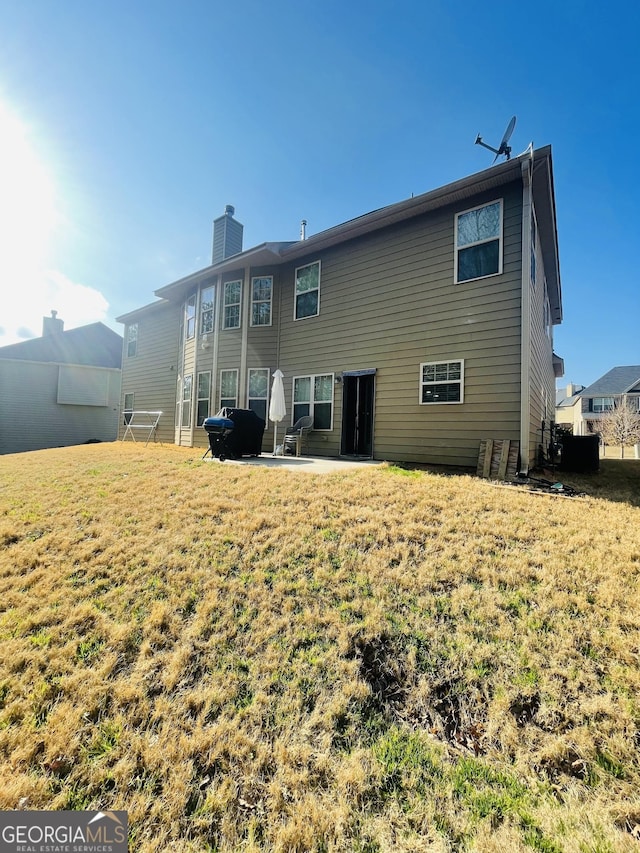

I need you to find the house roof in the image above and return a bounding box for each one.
[153,242,296,301]
[580,366,640,397]
[0,322,123,368]
[142,147,562,322]
[116,298,172,324]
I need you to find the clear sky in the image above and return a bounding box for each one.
[0,0,638,387]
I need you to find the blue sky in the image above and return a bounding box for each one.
[0,0,637,386]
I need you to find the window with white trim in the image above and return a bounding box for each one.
[181,374,193,427]
[247,368,269,421]
[420,360,464,404]
[293,373,333,429]
[294,261,320,320]
[126,323,138,357]
[185,294,196,340]
[123,392,134,425]
[455,200,502,283]
[200,286,215,335]
[251,277,272,326]
[591,397,614,413]
[219,369,238,410]
[544,294,551,340]
[530,208,537,289]
[223,280,242,329]
[196,371,211,426]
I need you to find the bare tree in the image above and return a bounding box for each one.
[598,397,640,459]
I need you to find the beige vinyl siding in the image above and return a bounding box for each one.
[119,302,181,444]
[179,335,197,446]
[528,206,556,466]
[278,184,523,465]
[245,267,281,452]
[0,360,121,454]
[195,268,281,452]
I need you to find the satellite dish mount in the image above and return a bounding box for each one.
[475,116,516,162]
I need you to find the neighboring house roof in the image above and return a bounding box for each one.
[0,322,123,368]
[580,366,640,397]
[145,146,561,324]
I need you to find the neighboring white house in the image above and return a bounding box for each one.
[555,382,585,434]
[556,367,640,437]
[0,312,123,455]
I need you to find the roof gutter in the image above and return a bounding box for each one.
[281,156,527,261]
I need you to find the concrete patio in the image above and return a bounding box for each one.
[203,454,382,473]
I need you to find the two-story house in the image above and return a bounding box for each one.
[571,367,640,437]
[116,146,563,473]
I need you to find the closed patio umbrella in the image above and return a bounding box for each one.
[269,369,286,455]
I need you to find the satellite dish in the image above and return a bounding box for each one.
[475,116,517,162]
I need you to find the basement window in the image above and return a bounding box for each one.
[420,360,464,404]
[455,200,502,283]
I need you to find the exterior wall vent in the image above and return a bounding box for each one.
[212,205,244,265]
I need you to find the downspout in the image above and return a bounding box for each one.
[519,154,534,473]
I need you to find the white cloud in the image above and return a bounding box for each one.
[0,270,110,346]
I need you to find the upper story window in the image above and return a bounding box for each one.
[126,323,138,358]
[420,360,464,404]
[185,294,196,340]
[544,294,552,340]
[251,276,273,326]
[591,397,614,413]
[200,285,215,334]
[223,280,242,329]
[455,200,502,283]
[294,261,320,320]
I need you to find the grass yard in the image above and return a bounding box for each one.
[0,443,639,852]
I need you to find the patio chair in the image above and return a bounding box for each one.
[283,415,314,457]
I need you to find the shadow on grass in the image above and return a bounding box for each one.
[554,459,640,507]
[387,459,640,508]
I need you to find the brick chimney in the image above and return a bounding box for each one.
[212,205,243,265]
[42,310,64,336]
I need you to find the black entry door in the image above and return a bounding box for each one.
[341,372,375,457]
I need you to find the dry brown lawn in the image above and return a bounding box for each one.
[1,443,639,852]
